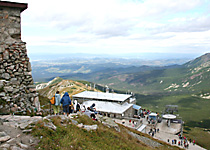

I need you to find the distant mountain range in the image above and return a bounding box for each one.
[31,53,200,82]
[52,53,208,95]
[33,53,210,95]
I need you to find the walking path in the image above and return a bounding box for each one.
[114,117,206,150]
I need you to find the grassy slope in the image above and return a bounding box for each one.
[38,79,99,99]
[31,115,181,150]
[137,94,210,123]
[184,127,210,149]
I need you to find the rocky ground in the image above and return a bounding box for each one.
[2,113,206,150]
[0,114,119,150]
[0,115,42,150]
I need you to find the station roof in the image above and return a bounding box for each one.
[0,1,28,12]
[73,91,132,102]
[133,104,141,110]
[162,114,176,119]
[83,100,133,114]
[149,113,158,116]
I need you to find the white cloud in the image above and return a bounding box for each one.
[4,0,210,54]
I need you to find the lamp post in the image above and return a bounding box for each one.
[180,117,183,137]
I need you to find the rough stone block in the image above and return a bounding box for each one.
[0,132,10,142]
[3,50,9,60]
[4,86,13,92]
[2,73,10,80]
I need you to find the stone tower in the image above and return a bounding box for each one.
[0,1,40,114]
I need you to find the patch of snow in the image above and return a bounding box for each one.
[191,81,202,87]
[164,83,179,90]
[182,82,189,87]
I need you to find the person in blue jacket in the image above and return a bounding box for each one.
[60,92,71,116]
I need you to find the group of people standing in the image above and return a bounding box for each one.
[148,127,159,137]
[168,135,196,149]
[52,91,80,116]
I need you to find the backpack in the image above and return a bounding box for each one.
[50,95,55,105]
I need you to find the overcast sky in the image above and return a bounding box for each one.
[6,0,210,55]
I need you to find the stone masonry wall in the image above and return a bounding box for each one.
[0,4,40,114]
[0,7,22,43]
[0,42,40,114]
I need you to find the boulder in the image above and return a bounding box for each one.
[83,124,98,131]
[77,123,84,128]
[22,129,32,133]
[0,132,10,142]
[17,142,29,149]
[44,121,57,131]
[19,121,33,130]
[0,143,10,148]
[0,92,6,97]
[10,145,24,150]
[70,119,78,125]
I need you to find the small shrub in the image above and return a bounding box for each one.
[0,87,4,92]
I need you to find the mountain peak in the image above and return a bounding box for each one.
[184,53,210,68]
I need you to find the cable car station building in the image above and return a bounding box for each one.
[72,91,141,119]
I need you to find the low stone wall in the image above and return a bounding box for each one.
[0,42,40,114]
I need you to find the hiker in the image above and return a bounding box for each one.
[90,103,96,112]
[157,128,159,132]
[69,101,74,113]
[53,91,61,115]
[84,107,97,120]
[193,140,195,145]
[174,139,177,144]
[74,100,78,112]
[76,103,80,112]
[152,131,154,137]
[81,105,86,112]
[60,92,71,116]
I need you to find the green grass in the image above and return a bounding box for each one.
[183,127,210,149]
[39,96,50,107]
[32,115,151,150]
[31,115,182,150]
[0,87,4,92]
[76,80,91,86]
[137,94,210,123]
[50,77,63,85]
